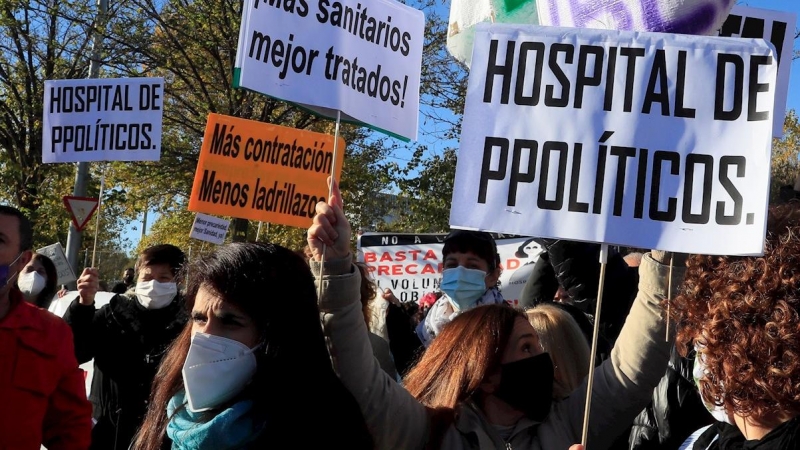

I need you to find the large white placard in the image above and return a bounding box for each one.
[36,243,76,286]
[190,213,230,245]
[451,24,776,256]
[721,6,797,138]
[43,77,164,163]
[357,233,542,307]
[233,0,424,141]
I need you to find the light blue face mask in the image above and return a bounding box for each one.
[441,266,487,311]
[693,348,734,425]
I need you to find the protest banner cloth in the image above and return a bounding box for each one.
[358,232,543,307]
[190,213,231,245]
[721,6,797,138]
[233,0,424,141]
[536,0,733,36]
[43,77,164,163]
[63,196,99,231]
[451,24,776,256]
[37,243,77,286]
[188,113,345,228]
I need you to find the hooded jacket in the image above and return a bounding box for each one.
[63,292,186,450]
[313,253,682,450]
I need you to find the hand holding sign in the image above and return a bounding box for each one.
[307,178,350,261]
[77,267,100,306]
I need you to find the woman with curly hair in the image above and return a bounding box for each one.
[673,204,800,449]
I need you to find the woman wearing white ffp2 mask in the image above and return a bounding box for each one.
[17,254,58,309]
[133,242,372,450]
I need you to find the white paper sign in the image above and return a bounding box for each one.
[190,213,230,245]
[42,77,164,163]
[233,0,424,141]
[358,233,543,307]
[721,6,797,138]
[36,243,77,286]
[451,24,776,256]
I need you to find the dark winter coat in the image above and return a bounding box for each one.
[63,293,187,450]
[628,346,714,450]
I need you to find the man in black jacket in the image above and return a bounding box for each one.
[63,244,187,450]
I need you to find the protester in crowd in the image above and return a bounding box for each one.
[520,241,638,344]
[133,242,372,449]
[17,252,58,309]
[355,261,399,380]
[526,304,591,400]
[0,205,92,449]
[672,204,800,449]
[308,180,684,450]
[111,267,135,294]
[63,244,187,450]
[383,287,427,376]
[416,229,505,346]
[628,346,713,450]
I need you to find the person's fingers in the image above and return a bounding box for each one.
[315,199,336,224]
[308,224,335,247]
[312,213,338,243]
[328,177,343,209]
[569,445,585,450]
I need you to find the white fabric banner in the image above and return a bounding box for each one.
[357,233,542,307]
[721,6,797,138]
[451,24,776,256]
[190,213,230,245]
[234,0,424,141]
[42,77,164,163]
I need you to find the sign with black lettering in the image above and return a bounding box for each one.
[451,24,776,256]
[233,0,424,141]
[188,113,345,228]
[720,6,796,138]
[42,77,164,163]
[190,213,230,245]
[358,232,540,307]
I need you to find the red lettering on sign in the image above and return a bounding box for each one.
[364,252,377,263]
[423,250,437,260]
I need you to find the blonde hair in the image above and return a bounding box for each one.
[526,304,590,399]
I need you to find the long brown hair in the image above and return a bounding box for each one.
[133,242,372,449]
[404,304,524,409]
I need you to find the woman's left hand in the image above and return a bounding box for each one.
[307,177,351,262]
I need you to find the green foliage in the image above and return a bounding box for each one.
[770,110,800,201]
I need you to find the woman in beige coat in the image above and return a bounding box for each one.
[308,181,684,450]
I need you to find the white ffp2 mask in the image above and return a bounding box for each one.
[18,271,46,298]
[181,332,258,412]
[136,280,177,309]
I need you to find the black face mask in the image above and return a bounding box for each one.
[493,352,554,422]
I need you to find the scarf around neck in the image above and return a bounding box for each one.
[166,391,265,450]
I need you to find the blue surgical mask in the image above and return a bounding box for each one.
[0,253,24,290]
[441,266,487,311]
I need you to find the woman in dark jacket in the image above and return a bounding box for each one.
[133,243,372,449]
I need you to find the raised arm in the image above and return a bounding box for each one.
[308,179,429,450]
[547,251,686,450]
[62,268,103,364]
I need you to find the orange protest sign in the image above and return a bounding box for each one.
[189,113,345,228]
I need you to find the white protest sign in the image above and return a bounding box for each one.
[36,243,76,286]
[720,6,797,138]
[358,233,542,307]
[43,77,164,163]
[451,24,776,256]
[233,0,424,141]
[190,213,230,245]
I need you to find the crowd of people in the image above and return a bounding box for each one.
[0,177,798,450]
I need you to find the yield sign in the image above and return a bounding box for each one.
[63,196,99,231]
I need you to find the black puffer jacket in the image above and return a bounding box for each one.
[63,293,187,450]
[628,346,714,450]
